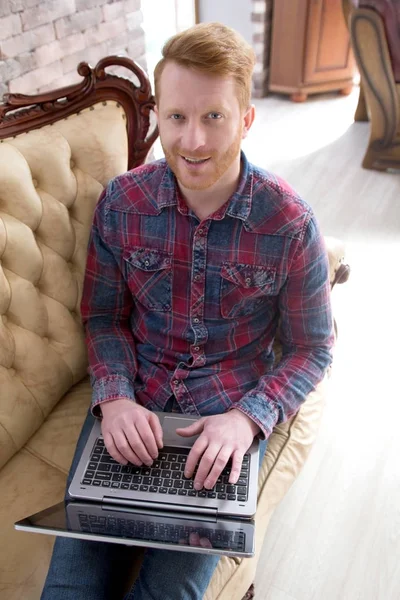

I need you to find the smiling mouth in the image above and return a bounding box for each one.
[181,156,210,164]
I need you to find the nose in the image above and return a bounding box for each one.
[180,119,206,153]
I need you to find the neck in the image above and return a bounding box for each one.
[178,154,242,221]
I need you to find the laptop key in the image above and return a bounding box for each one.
[188,490,197,496]
[207,492,216,498]
[149,486,158,493]
[198,491,207,498]
[85,470,95,478]
[101,481,110,487]
[172,472,181,480]
[171,463,180,471]
[140,485,149,492]
[184,480,193,489]
[94,472,111,481]
[161,470,171,479]
[178,455,186,463]
[238,495,247,502]
[122,474,132,483]
[159,487,168,493]
[143,477,152,485]
[130,484,139,491]
[161,461,171,470]
[151,468,161,477]
[178,489,187,495]
[168,454,178,462]
[92,480,101,487]
[237,486,247,495]
[82,479,93,485]
[96,439,105,446]
[121,483,130,490]
[153,477,162,486]
[97,463,112,472]
[168,488,178,495]
[132,475,142,484]
[226,485,236,494]
[112,474,123,482]
[159,453,168,461]
[217,493,226,500]
[88,462,97,470]
[216,484,224,493]
[111,465,121,473]
[227,494,236,501]
[111,482,120,488]
[173,480,183,489]
[163,479,173,488]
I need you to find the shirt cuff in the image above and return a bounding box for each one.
[91,375,135,417]
[230,391,279,440]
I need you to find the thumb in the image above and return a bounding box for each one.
[175,418,205,437]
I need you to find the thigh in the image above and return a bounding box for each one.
[126,548,220,600]
[41,409,137,600]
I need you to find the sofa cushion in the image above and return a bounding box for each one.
[0,101,129,469]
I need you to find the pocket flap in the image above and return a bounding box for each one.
[123,248,172,271]
[221,263,276,289]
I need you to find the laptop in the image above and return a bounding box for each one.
[15,412,260,557]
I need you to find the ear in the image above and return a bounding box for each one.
[154,105,159,122]
[242,104,255,139]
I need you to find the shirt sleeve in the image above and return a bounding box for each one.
[80,186,137,416]
[232,209,334,439]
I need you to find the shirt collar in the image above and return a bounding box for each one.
[155,151,253,222]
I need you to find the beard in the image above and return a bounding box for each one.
[162,127,242,191]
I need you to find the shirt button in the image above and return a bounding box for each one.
[245,277,251,285]
[194,274,200,281]
[173,379,180,386]
[193,318,199,323]
[198,228,203,235]
[194,346,199,351]
[145,260,150,266]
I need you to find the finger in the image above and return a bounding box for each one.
[194,445,221,490]
[176,418,205,437]
[199,537,213,549]
[148,412,164,450]
[228,449,244,484]
[184,435,208,479]
[203,447,232,489]
[114,429,149,466]
[103,431,128,465]
[189,532,201,547]
[135,417,160,460]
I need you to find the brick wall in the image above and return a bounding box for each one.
[251,0,273,98]
[0,0,146,97]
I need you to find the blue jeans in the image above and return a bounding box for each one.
[41,406,268,600]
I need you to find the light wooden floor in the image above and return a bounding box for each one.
[246,90,400,600]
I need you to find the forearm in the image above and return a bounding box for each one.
[232,344,332,439]
[85,316,137,415]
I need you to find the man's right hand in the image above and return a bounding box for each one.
[100,399,163,466]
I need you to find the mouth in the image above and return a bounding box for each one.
[181,155,211,165]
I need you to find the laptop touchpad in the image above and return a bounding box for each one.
[163,416,200,447]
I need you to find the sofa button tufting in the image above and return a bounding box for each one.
[70,160,75,169]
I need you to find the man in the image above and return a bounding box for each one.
[41,22,334,600]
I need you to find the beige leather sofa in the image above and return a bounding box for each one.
[0,58,349,600]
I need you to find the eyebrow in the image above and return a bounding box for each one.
[162,105,229,115]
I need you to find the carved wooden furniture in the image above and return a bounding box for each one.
[0,56,349,600]
[269,0,357,102]
[343,0,400,170]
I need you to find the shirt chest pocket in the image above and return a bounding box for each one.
[123,248,172,312]
[220,263,278,319]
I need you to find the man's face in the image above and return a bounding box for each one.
[156,62,250,191]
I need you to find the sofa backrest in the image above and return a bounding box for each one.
[0,58,156,468]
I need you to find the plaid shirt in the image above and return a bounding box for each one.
[81,152,334,439]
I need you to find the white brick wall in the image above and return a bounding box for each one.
[0,0,146,95]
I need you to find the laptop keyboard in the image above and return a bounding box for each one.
[78,513,246,552]
[81,440,250,502]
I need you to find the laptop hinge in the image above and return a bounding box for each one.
[103,496,218,519]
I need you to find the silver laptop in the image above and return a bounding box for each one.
[15,412,260,557]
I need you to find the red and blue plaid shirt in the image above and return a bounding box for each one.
[81,152,334,439]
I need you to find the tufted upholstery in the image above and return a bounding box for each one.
[0,101,128,469]
[0,60,350,600]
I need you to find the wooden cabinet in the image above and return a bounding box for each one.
[269,0,356,102]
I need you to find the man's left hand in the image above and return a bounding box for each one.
[176,410,261,490]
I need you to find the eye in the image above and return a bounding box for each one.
[207,112,222,120]
[170,114,184,120]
